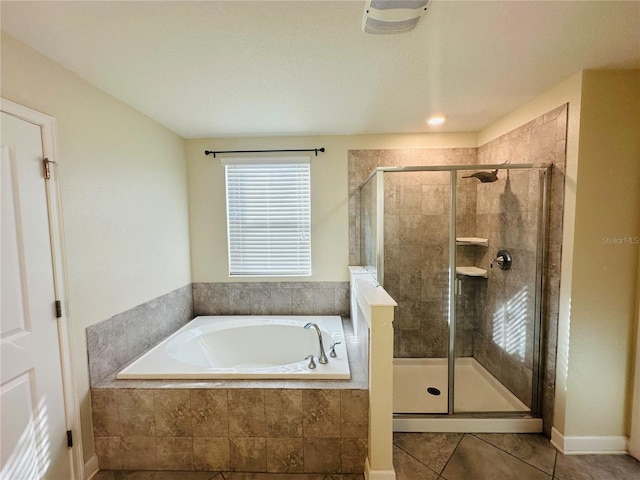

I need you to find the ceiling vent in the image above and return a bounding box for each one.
[362,0,431,35]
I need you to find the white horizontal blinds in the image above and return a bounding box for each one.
[223,157,311,276]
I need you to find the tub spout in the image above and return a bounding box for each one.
[304,322,329,364]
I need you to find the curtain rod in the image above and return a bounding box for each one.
[204,148,325,158]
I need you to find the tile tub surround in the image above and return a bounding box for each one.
[193,282,350,317]
[91,318,370,473]
[91,388,369,474]
[87,284,193,385]
[88,282,349,386]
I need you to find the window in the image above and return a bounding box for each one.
[223,157,311,276]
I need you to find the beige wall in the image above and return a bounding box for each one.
[565,70,640,437]
[1,33,192,462]
[186,133,477,283]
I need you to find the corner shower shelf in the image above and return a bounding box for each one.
[456,237,489,247]
[456,266,488,278]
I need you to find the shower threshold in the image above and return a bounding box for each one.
[393,357,542,433]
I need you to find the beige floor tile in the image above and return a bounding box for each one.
[393,432,462,474]
[554,452,640,480]
[393,445,439,480]
[442,435,551,480]
[473,433,557,474]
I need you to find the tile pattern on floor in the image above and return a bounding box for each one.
[95,432,640,480]
[393,432,640,480]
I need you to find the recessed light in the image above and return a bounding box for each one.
[426,115,447,126]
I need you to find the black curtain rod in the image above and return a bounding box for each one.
[204,148,325,158]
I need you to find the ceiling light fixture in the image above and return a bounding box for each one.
[426,115,447,126]
[362,0,432,35]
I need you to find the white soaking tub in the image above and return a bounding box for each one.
[117,315,350,380]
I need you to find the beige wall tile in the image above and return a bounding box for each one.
[266,437,304,473]
[118,390,155,436]
[94,436,122,470]
[92,389,120,436]
[121,436,157,470]
[302,390,340,438]
[340,390,368,438]
[191,389,228,437]
[341,437,368,473]
[229,437,267,471]
[303,437,341,473]
[193,437,230,471]
[228,389,266,437]
[265,390,303,438]
[154,389,192,436]
[157,436,194,470]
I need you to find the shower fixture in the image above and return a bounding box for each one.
[463,169,499,183]
[490,250,512,270]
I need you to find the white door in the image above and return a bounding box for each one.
[1,112,71,479]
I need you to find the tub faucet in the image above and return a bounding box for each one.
[304,322,328,364]
[305,355,316,369]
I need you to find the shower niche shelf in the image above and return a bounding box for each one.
[455,266,488,278]
[456,237,489,247]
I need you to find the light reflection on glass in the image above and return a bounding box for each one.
[492,286,530,361]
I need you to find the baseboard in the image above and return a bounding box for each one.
[365,457,396,480]
[84,455,99,480]
[551,427,628,455]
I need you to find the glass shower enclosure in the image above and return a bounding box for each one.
[360,163,550,419]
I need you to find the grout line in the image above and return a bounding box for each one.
[438,432,466,478]
[392,439,441,478]
[551,447,558,479]
[470,433,555,477]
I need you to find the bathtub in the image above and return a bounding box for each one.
[117,315,350,380]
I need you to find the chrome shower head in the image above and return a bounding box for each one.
[463,169,499,183]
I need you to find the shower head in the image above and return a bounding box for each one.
[463,169,499,183]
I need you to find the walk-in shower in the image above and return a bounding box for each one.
[359,163,551,432]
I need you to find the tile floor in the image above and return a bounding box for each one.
[95,432,640,480]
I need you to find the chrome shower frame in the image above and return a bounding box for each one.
[359,162,552,417]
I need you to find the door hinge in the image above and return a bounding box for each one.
[43,158,56,180]
[55,300,62,318]
[67,430,73,448]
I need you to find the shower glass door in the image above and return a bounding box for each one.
[385,169,452,414]
[453,166,547,414]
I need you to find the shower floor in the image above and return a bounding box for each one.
[394,357,529,414]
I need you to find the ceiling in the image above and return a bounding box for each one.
[2,1,639,138]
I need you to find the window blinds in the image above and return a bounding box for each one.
[223,157,311,276]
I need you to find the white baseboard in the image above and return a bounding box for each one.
[551,427,628,455]
[365,457,396,480]
[84,455,99,480]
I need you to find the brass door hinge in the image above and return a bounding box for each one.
[43,158,56,180]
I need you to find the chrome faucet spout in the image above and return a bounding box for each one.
[304,322,328,364]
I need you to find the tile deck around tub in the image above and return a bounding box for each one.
[91,319,369,475]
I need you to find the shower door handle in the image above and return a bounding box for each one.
[455,279,462,295]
